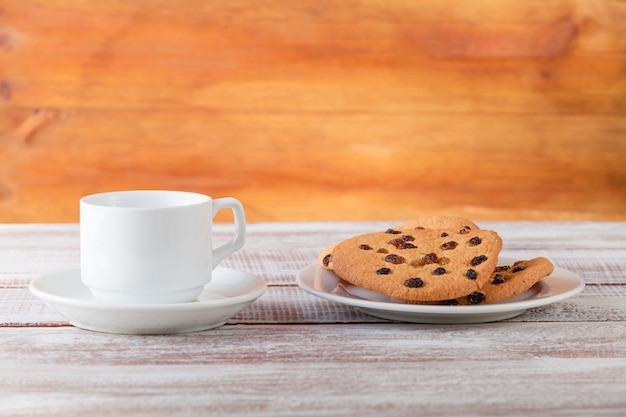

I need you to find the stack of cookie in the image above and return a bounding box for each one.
[318,216,554,305]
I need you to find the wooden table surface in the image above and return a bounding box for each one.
[1,221,626,416]
[2,0,626,223]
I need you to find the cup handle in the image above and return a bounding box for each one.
[211,197,246,269]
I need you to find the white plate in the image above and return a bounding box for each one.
[29,267,266,334]
[296,257,585,324]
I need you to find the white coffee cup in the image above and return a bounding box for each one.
[80,190,246,304]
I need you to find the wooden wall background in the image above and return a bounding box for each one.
[1,0,625,223]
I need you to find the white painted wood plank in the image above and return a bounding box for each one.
[1,324,625,417]
[1,223,624,417]
[1,222,625,286]
[3,284,625,327]
[237,284,626,323]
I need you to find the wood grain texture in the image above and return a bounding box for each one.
[2,324,626,416]
[2,221,625,284]
[3,283,626,327]
[1,221,625,325]
[1,222,625,416]
[1,0,626,223]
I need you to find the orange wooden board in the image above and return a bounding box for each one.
[1,0,625,222]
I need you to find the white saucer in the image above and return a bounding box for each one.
[29,267,266,334]
[296,257,585,324]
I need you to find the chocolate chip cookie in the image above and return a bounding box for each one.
[330,227,503,302]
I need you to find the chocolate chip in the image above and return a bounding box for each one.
[389,239,417,249]
[467,292,486,304]
[432,267,446,275]
[494,266,510,272]
[388,238,403,247]
[492,274,507,284]
[404,278,424,288]
[376,267,391,275]
[466,269,477,280]
[377,248,389,254]
[359,244,373,250]
[402,235,415,242]
[423,252,438,264]
[322,254,331,267]
[385,254,405,264]
[468,237,482,246]
[410,252,439,268]
[440,232,449,237]
[385,229,402,234]
[512,265,527,273]
[459,229,469,234]
[470,255,488,266]
[441,241,458,250]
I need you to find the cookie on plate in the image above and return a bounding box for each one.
[453,257,555,305]
[396,215,480,234]
[330,227,503,302]
[318,243,337,270]
[320,216,480,271]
